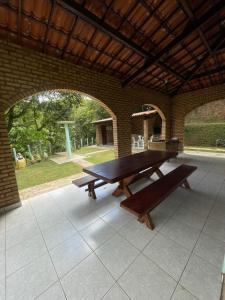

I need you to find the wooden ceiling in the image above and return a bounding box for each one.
[0,0,225,95]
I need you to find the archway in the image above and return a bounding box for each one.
[4,90,118,199]
[184,99,225,154]
[130,104,167,152]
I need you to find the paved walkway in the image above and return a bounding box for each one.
[19,172,86,200]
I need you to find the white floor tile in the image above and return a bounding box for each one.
[50,234,92,278]
[180,254,221,300]
[80,218,115,250]
[102,283,129,299]
[119,219,156,250]
[5,202,35,231]
[118,254,176,300]
[6,234,47,276]
[42,220,77,250]
[6,221,40,249]
[144,233,190,281]
[0,251,5,281]
[194,233,225,268]
[209,201,225,224]
[61,253,114,300]
[101,208,134,230]
[95,234,139,279]
[0,279,5,300]
[172,284,198,299]
[36,209,68,232]
[67,210,99,231]
[36,282,66,300]
[6,254,58,300]
[203,217,225,242]
[172,206,206,230]
[0,232,5,252]
[160,218,200,250]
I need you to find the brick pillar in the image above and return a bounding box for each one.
[171,115,185,151]
[0,114,21,209]
[113,115,132,158]
[95,125,102,145]
[143,118,149,150]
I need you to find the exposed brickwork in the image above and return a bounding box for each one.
[0,40,170,208]
[172,83,225,150]
[0,114,20,208]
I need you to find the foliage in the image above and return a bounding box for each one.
[184,122,225,147]
[6,92,109,156]
[16,160,82,190]
[72,98,109,148]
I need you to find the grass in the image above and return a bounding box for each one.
[16,160,82,190]
[74,146,108,155]
[184,146,225,153]
[86,149,115,164]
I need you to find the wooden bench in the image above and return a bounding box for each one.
[120,164,197,230]
[72,175,107,200]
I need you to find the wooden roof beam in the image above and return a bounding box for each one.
[172,32,225,95]
[122,1,225,86]
[60,0,185,82]
[192,65,225,80]
[42,0,55,53]
[178,0,212,54]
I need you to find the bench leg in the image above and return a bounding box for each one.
[88,183,96,200]
[183,179,191,190]
[144,214,155,230]
[138,214,155,230]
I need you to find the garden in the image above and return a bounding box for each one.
[7,91,115,191]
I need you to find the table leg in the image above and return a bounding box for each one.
[112,178,133,198]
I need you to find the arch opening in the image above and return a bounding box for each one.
[130,104,167,153]
[184,99,225,154]
[5,89,117,197]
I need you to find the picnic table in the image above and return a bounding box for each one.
[83,150,177,198]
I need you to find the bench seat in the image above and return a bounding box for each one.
[72,175,106,199]
[120,164,197,230]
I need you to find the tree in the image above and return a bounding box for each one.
[6,92,109,156]
[72,98,109,147]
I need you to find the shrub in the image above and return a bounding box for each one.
[184,123,225,147]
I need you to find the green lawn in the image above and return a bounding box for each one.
[86,149,115,164]
[184,146,225,153]
[16,160,82,190]
[74,146,108,155]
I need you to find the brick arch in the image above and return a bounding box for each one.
[4,84,117,119]
[171,83,225,150]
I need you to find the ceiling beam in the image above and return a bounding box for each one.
[17,0,22,43]
[171,33,225,95]
[178,0,212,54]
[42,0,55,53]
[192,65,225,80]
[60,0,185,81]
[122,1,225,86]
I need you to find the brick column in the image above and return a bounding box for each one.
[143,118,149,150]
[113,115,132,158]
[96,125,102,145]
[171,115,185,151]
[0,114,21,209]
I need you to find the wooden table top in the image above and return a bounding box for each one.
[83,150,177,183]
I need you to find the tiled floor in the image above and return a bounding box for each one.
[0,153,225,300]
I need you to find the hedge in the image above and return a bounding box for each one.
[184,123,225,147]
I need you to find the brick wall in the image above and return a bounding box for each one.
[0,40,170,208]
[0,114,20,208]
